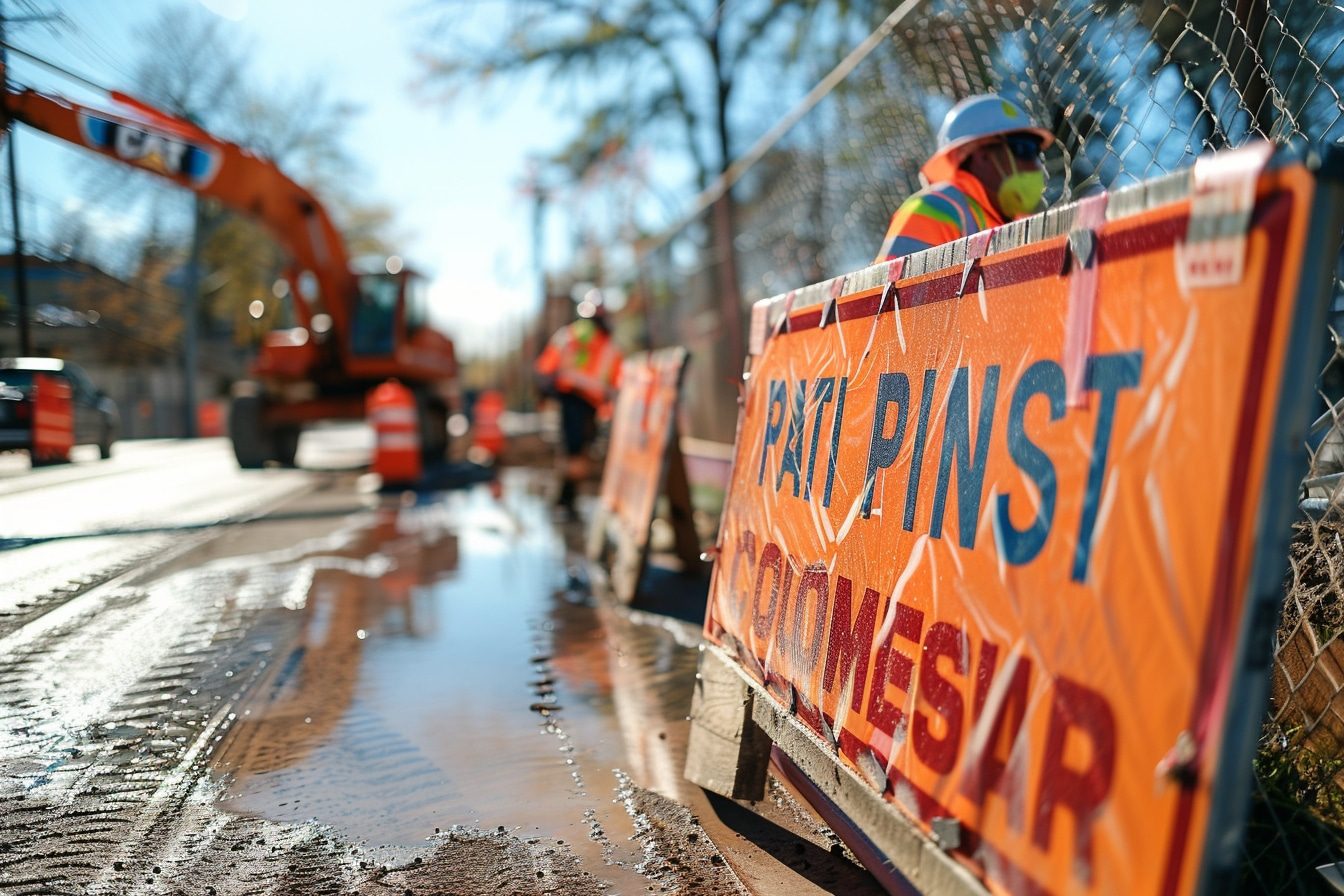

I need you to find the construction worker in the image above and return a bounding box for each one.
[534,296,623,517]
[876,94,1054,261]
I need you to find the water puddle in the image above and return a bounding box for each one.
[210,472,681,892]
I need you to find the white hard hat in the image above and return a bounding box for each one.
[921,94,1054,182]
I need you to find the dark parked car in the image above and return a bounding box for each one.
[0,357,119,460]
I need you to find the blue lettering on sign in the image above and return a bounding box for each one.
[757,379,788,487]
[776,379,809,497]
[756,349,1141,583]
[862,372,909,518]
[823,378,847,508]
[1072,351,1143,582]
[930,365,1001,548]
[804,378,836,501]
[904,369,938,531]
[758,376,848,506]
[995,360,1066,565]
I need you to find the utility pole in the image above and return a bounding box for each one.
[182,194,201,437]
[525,168,548,412]
[0,0,31,356]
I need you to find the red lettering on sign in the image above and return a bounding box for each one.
[868,602,925,735]
[774,558,796,659]
[822,576,880,715]
[752,542,784,643]
[790,564,830,677]
[1032,676,1117,882]
[727,537,1121,886]
[961,640,1033,831]
[914,621,967,774]
[725,528,759,625]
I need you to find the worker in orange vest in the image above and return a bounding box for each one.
[534,297,623,517]
[876,94,1054,261]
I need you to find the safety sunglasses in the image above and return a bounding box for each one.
[1003,135,1043,161]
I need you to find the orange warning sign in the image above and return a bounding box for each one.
[597,348,686,537]
[591,347,699,602]
[704,151,1340,895]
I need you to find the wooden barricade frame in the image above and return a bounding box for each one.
[587,347,702,603]
[685,146,1344,896]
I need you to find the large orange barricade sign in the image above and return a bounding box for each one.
[703,149,1343,895]
[590,347,700,602]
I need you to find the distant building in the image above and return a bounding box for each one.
[0,252,246,438]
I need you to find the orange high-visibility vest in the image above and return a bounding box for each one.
[875,168,1004,261]
[535,321,623,408]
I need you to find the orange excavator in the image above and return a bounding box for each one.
[0,68,459,468]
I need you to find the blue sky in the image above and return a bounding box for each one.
[8,0,568,353]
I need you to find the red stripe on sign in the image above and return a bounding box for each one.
[785,215,1190,332]
[1159,188,1295,896]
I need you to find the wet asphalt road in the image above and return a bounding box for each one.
[0,435,885,895]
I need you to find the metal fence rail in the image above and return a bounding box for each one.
[627,0,1344,887]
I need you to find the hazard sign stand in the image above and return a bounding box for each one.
[587,348,703,605]
[684,147,1344,896]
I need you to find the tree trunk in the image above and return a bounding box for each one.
[708,16,744,398]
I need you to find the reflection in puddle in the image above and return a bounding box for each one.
[212,473,672,891]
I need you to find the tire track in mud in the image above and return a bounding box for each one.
[0,503,661,896]
[0,528,357,894]
[0,483,776,896]
[0,456,319,643]
[0,535,203,642]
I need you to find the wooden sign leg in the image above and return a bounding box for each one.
[665,430,704,573]
[684,644,772,801]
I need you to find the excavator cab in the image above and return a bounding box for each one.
[350,267,429,358]
[352,272,398,357]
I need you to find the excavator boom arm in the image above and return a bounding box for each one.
[0,77,356,339]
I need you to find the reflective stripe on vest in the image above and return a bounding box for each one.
[539,323,621,406]
[876,170,1002,261]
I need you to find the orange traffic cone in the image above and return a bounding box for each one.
[366,379,421,486]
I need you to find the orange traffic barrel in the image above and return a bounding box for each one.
[471,389,507,459]
[197,399,224,437]
[366,379,421,486]
[31,373,73,464]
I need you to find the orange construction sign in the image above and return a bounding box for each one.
[703,147,1344,895]
[590,347,700,602]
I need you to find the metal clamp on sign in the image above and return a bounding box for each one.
[957,227,994,298]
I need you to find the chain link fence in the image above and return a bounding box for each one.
[627,0,1344,888]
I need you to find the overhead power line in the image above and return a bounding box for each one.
[1,40,114,95]
[644,0,925,255]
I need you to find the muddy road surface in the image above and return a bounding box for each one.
[0,437,884,895]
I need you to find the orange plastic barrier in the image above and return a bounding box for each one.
[589,347,699,602]
[471,389,506,459]
[31,373,73,463]
[700,148,1343,895]
[366,379,421,486]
